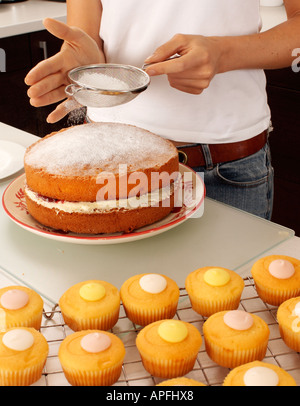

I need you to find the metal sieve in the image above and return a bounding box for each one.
[65,64,150,108]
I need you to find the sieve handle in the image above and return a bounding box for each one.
[142,54,181,70]
[65,84,83,97]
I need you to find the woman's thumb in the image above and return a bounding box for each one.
[43,18,84,43]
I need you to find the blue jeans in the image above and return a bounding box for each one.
[192,142,274,220]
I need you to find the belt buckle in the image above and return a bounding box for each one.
[178,150,188,165]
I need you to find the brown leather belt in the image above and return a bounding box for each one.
[174,130,268,167]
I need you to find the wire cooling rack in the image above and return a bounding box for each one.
[35,276,300,387]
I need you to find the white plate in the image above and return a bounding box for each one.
[2,164,205,245]
[0,140,25,179]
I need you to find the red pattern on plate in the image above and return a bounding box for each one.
[14,187,29,215]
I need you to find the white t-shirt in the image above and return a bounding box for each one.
[87,0,271,144]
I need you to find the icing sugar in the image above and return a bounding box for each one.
[79,283,106,301]
[0,289,29,310]
[25,123,176,176]
[139,274,167,294]
[294,301,300,317]
[2,329,34,351]
[268,259,295,279]
[243,366,279,386]
[203,268,230,287]
[157,320,188,343]
[77,72,130,91]
[291,317,300,333]
[80,332,111,353]
[223,310,254,331]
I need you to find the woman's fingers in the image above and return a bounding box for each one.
[167,77,208,94]
[25,52,65,85]
[27,71,67,99]
[25,20,88,86]
[46,98,83,123]
[29,85,67,107]
[144,33,187,65]
[144,34,221,94]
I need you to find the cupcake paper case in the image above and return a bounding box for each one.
[120,273,180,326]
[0,327,48,386]
[277,296,300,352]
[203,310,270,369]
[136,319,202,379]
[59,280,120,331]
[0,285,44,330]
[223,361,297,386]
[185,266,244,317]
[251,255,300,306]
[58,330,125,386]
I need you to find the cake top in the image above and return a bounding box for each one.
[25,122,177,176]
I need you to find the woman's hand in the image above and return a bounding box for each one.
[25,18,105,123]
[144,34,223,95]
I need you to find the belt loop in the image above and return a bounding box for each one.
[201,144,214,170]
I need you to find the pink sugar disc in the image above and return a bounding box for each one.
[268,259,295,279]
[80,332,111,353]
[0,289,29,310]
[223,310,254,331]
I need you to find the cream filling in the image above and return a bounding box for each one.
[24,182,177,214]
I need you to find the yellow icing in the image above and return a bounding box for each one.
[79,283,106,302]
[157,320,188,343]
[203,268,231,287]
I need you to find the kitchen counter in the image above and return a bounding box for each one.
[0,121,297,305]
[0,0,66,38]
[1,121,300,388]
[0,1,287,38]
[1,121,300,387]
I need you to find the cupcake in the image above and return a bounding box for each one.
[0,327,48,386]
[136,319,202,378]
[0,285,44,330]
[58,330,125,386]
[277,296,300,352]
[223,360,297,386]
[203,310,270,368]
[251,255,300,306]
[157,377,206,386]
[120,273,180,326]
[185,267,244,317]
[59,280,120,331]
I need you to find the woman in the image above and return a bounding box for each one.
[25,0,300,219]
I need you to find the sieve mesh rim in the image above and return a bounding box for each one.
[68,63,150,94]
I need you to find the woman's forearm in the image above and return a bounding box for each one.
[66,0,104,53]
[217,13,300,73]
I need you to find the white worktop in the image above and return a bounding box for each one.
[0,121,299,387]
[0,121,298,305]
[0,1,287,38]
[0,0,66,38]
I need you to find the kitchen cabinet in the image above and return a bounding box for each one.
[265,68,300,236]
[0,29,70,137]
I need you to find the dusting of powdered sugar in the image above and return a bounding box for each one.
[25,123,176,176]
[77,72,130,91]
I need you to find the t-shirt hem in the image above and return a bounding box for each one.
[86,114,271,145]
